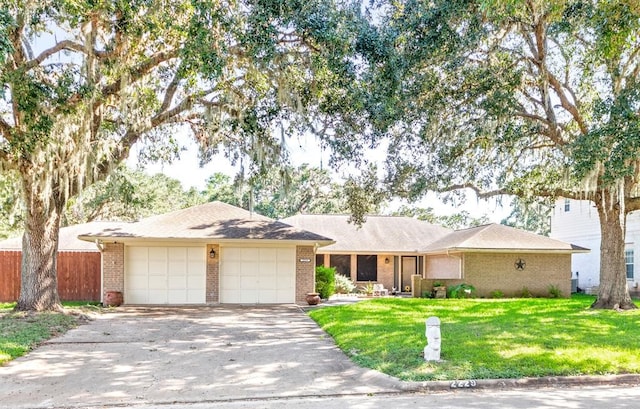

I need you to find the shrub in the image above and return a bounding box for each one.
[334,273,356,294]
[448,283,476,298]
[491,290,505,299]
[360,281,375,295]
[315,266,336,299]
[548,284,562,298]
[520,287,533,298]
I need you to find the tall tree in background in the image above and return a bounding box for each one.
[501,197,552,236]
[392,205,490,230]
[0,171,23,239]
[203,164,349,219]
[0,1,367,311]
[365,0,640,309]
[65,165,203,224]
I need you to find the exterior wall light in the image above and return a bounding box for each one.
[209,248,216,259]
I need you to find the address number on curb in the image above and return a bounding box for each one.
[450,380,477,389]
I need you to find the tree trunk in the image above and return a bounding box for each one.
[591,198,636,310]
[15,182,64,312]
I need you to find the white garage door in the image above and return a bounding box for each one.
[220,247,296,303]
[125,246,206,304]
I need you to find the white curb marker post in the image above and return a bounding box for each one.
[424,316,441,362]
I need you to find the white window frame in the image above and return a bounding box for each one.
[564,199,570,212]
[625,247,634,281]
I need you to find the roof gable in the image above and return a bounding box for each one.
[423,223,589,253]
[78,201,333,243]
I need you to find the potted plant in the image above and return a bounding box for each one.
[433,281,447,299]
[306,292,321,305]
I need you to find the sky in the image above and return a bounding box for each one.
[129,134,510,223]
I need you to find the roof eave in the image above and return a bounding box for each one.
[423,247,589,254]
[79,235,335,247]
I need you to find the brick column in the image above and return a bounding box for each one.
[206,244,220,303]
[296,245,315,303]
[102,242,124,298]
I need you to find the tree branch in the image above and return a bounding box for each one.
[545,71,588,134]
[0,118,12,141]
[24,40,86,70]
[439,183,509,199]
[626,196,640,213]
[101,49,179,98]
[159,69,182,113]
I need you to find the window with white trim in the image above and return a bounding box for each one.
[625,248,634,280]
[564,199,570,212]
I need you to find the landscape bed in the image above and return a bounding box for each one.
[308,295,640,381]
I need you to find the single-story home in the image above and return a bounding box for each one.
[283,215,589,298]
[78,201,333,305]
[0,222,122,302]
[282,214,452,293]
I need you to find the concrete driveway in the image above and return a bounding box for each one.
[0,305,403,409]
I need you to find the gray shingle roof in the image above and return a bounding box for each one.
[0,222,127,252]
[423,223,589,253]
[282,214,452,253]
[78,201,334,243]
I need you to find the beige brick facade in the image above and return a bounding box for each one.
[376,255,394,290]
[319,253,395,290]
[415,252,572,298]
[296,246,315,302]
[206,244,220,303]
[102,242,124,299]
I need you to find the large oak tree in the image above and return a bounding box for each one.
[0,0,366,311]
[362,0,640,309]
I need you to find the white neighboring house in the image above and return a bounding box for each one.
[550,198,640,292]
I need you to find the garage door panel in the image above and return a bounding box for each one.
[220,246,296,304]
[240,276,258,287]
[148,277,167,291]
[148,289,168,304]
[187,275,205,289]
[221,274,240,290]
[125,246,205,305]
[168,290,188,304]
[259,290,278,303]
[168,275,186,288]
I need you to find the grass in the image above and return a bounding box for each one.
[308,295,640,381]
[0,301,98,365]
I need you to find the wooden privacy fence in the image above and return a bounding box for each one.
[0,251,101,302]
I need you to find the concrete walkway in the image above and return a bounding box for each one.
[0,305,403,409]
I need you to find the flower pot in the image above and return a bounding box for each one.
[306,293,321,305]
[434,286,447,299]
[104,291,123,307]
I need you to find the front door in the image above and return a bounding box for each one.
[401,256,417,292]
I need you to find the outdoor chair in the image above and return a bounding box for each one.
[373,283,389,297]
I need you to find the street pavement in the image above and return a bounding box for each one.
[101,385,640,409]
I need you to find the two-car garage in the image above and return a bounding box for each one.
[124,245,297,305]
[82,201,333,306]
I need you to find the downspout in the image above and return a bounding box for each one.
[95,239,104,304]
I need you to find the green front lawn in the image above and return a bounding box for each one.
[0,302,97,365]
[309,295,640,381]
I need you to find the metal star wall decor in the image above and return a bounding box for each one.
[515,258,526,271]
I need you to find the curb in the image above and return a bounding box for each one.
[399,374,640,392]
